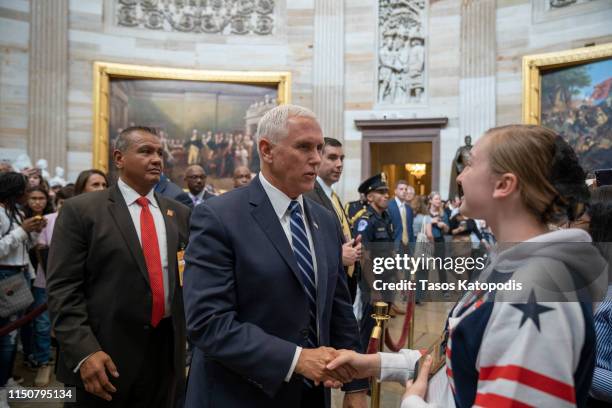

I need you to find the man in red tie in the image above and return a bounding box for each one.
[47,127,191,407]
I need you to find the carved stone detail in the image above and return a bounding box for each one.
[115,0,275,35]
[377,0,427,105]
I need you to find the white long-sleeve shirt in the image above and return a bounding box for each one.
[0,205,36,270]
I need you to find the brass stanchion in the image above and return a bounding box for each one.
[370,302,390,408]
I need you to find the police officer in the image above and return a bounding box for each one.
[345,193,368,230]
[352,173,395,352]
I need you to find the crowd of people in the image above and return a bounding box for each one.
[0,105,610,408]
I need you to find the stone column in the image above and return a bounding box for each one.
[312,0,344,141]
[459,0,496,141]
[28,0,68,171]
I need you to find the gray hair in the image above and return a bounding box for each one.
[114,126,158,152]
[255,104,317,145]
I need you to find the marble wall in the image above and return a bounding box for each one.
[342,0,462,201]
[1,0,611,199]
[496,0,612,128]
[0,0,30,161]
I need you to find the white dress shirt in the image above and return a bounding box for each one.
[316,176,334,201]
[259,172,319,382]
[188,190,206,207]
[395,196,405,212]
[118,178,170,316]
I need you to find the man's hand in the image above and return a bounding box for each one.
[324,350,380,387]
[342,241,358,267]
[402,354,432,402]
[353,235,362,259]
[343,390,367,408]
[295,347,353,386]
[79,351,119,401]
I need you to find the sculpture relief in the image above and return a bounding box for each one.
[377,0,427,104]
[115,0,275,35]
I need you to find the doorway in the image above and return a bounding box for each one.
[355,118,447,195]
[370,142,432,196]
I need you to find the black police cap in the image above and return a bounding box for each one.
[358,173,389,195]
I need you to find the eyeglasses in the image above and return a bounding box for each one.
[28,197,47,202]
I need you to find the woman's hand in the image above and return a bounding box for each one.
[402,354,432,402]
[21,216,45,233]
[324,350,380,387]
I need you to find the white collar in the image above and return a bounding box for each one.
[118,177,158,208]
[189,190,205,200]
[316,176,334,199]
[259,172,304,219]
[394,196,404,208]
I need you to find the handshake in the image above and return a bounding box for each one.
[294,347,380,388]
[295,347,434,406]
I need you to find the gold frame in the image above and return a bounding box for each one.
[92,61,291,173]
[522,42,612,124]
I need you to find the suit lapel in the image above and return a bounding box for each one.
[314,182,335,213]
[303,200,328,320]
[156,194,178,304]
[249,177,302,287]
[107,185,149,285]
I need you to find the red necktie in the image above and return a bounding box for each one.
[136,197,165,327]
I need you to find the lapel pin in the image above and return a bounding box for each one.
[313,222,318,230]
[167,209,174,217]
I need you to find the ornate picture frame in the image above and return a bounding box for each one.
[522,43,612,172]
[92,62,291,184]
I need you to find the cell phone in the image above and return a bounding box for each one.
[594,168,612,187]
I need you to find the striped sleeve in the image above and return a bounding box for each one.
[591,295,612,402]
[473,301,585,408]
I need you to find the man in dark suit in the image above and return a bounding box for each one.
[304,137,361,302]
[387,180,415,252]
[156,173,193,208]
[47,127,191,407]
[183,105,368,408]
[183,165,214,206]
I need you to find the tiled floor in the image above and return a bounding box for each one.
[8,302,451,408]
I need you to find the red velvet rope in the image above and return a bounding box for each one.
[384,293,415,352]
[0,303,47,337]
[366,336,379,354]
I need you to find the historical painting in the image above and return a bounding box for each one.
[93,62,290,191]
[523,43,612,173]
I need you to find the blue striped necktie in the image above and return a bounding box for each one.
[288,200,318,352]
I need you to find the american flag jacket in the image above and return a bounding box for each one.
[380,229,608,408]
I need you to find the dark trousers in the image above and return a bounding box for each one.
[66,318,175,408]
[300,384,324,407]
[359,302,375,354]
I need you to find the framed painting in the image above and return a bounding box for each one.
[523,43,612,173]
[93,62,291,191]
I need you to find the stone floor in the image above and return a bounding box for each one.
[331,301,453,408]
[8,302,452,408]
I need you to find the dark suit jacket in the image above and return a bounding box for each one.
[156,174,194,208]
[46,185,191,400]
[183,175,367,408]
[387,198,415,249]
[304,180,335,214]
